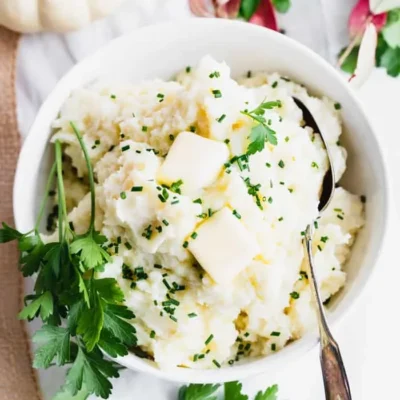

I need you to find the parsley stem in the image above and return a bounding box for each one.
[34,161,56,232]
[55,140,68,242]
[70,122,96,232]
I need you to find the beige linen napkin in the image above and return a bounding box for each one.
[0,26,42,400]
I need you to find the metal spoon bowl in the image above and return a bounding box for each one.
[293,97,351,400]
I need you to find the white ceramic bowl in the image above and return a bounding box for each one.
[14,19,388,384]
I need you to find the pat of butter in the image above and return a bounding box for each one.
[158,131,229,193]
[188,207,260,284]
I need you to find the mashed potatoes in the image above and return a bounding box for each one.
[52,56,364,370]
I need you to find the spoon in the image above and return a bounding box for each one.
[293,97,352,400]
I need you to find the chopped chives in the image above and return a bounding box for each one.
[110,94,116,99]
[193,354,199,362]
[212,360,221,368]
[266,162,271,168]
[232,209,241,219]
[224,139,230,144]
[169,134,175,141]
[162,279,171,290]
[272,81,278,88]
[290,291,300,299]
[193,198,202,204]
[162,219,169,226]
[154,264,162,269]
[268,197,273,204]
[209,71,221,78]
[125,241,132,250]
[188,313,197,318]
[121,145,130,152]
[186,66,191,73]
[285,136,290,142]
[278,217,284,221]
[311,161,319,169]
[217,114,226,123]
[321,236,329,243]
[212,89,222,98]
[157,93,164,102]
[317,245,322,251]
[334,102,341,110]
[314,220,319,229]
[205,334,214,345]
[271,331,280,337]
[131,186,143,192]
[191,232,198,239]
[198,354,205,359]
[169,315,178,322]
[142,126,148,132]
[183,241,189,248]
[271,343,276,351]
[189,125,196,132]
[337,214,344,220]
[171,199,180,205]
[278,160,285,168]
[150,330,156,338]
[120,191,127,199]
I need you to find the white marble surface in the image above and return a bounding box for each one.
[15,1,400,399]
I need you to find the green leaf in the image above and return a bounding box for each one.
[380,46,400,76]
[272,0,291,13]
[77,293,104,352]
[179,383,221,400]
[43,242,69,278]
[103,304,137,346]
[19,291,53,321]
[64,346,119,398]
[94,278,125,304]
[78,273,90,307]
[247,124,277,155]
[68,300,86,334]
[98,329,129,358]
[239,0,261,20]
[382,9,400,48]
[70,233,110,271]
[254,384,279,400]
[32,325,70,368]
[20,239,45,277]
[18,233,41,251]
[0,222,23,243]
[338,46,359,74]
[224,381,248,400]
[376,33,390,66]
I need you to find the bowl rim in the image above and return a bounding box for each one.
[14,18,389,384]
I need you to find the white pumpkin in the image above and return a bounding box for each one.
[0,0,125,33]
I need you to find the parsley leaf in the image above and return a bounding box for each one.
[64,346,119,399]
[70,232,110,271]
[242,101,280,154]
[224,381,248,400]
[380,46,400,77]
[19,291,53,321]
[254,384,279,400]
[247,124,278,154]
[0,222,23,243]
[77,290,104,352]
[103,304,137,346]
[179,383,221,400]
[32,325,70,368]
[272,0,291,13]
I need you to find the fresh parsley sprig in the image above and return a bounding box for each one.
[241,100,281,155]
[0,122,136,399]
[178,381,279,400]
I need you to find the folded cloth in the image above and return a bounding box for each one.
[0,26,41,400]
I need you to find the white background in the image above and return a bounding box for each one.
[16,0,400,398]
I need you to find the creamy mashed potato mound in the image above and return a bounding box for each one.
[52,56,364,370]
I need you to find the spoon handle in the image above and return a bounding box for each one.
[304,225,352,400]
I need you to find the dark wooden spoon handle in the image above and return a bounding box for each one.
[321,339,352,400]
